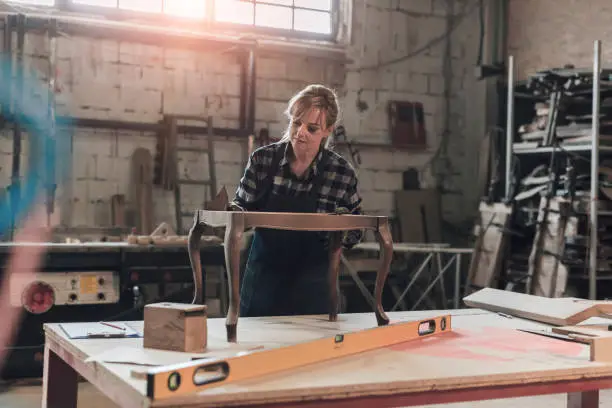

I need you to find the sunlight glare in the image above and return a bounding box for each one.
[6,0,55,5]
[294,9,331,34]
[255,4,292,30]
[215,0,254,25]
[120,0,162,13]
[72,0,116,7]
[163,0,206,19]
[295,0,332,11]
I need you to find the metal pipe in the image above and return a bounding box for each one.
[9,14,25,239]
[2,15,13,119]
[590,40,602,300]
[505,55,515,200]
[245,48,256,135]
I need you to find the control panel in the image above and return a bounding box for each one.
[10,271,120,313]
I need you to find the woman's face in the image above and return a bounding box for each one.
[290,107,331,158]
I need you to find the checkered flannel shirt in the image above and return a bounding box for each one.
[231,141,364,249]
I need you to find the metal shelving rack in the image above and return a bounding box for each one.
[504,40,603,300]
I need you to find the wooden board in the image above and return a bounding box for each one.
[463,287,612,326]
[130,148,154,235]
[464,202,512,295]
[394,189,442,243]
[528,197,576,298]
[42,309,612,408]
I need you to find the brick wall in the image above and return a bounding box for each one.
[508,0,612,80]
[1,0,486,233]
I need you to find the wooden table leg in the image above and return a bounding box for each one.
[374,219,392,326]
[42,343,78,408]
[224,212,245,342]
[188,213,206,304]
[328,231,343,322]
[568,390,599,408]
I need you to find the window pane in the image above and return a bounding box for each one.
[293,9,331,34]
[256,0,292,6]
[215,0,254,25]
[163,0,206,19]
[255,4,292,29]
[6,0,54,5]
[294,0,331,11]
[119,0,162,12]
[72,0,116,6]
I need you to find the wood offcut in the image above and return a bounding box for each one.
[187,210,394,342]
[143,302,208,353]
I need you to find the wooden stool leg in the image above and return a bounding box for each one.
[567,390,599,408]
[374,219,392,326]
[224,213,244,342]
[42,344,78,408]
[328,232,343,322]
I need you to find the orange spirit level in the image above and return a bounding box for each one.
[144,315,452,400]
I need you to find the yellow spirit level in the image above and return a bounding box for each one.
[144,314,452,400]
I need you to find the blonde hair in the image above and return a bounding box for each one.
[280,84,340,143]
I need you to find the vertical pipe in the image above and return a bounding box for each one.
[10,14,25,238]
[2,16,13,119]
[46,19,58,227]
[245,48,256,135]
[505,55,515,200]
[590,40,601,300]
[454,254,461,309]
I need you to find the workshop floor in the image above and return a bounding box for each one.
[2,380,612,407]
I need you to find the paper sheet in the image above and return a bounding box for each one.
[59,322,141,339]
[84,346,212,366]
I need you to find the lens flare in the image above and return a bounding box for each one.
[0,52,72,234]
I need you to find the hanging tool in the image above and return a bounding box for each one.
[143,314,452,400]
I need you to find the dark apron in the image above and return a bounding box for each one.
[239,144,333,317]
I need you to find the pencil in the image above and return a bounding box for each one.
[100,321,126,330]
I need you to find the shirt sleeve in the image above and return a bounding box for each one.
[231,150,264,211]
[339,169,364,250]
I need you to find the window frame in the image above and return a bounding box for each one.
[8,0,340,42]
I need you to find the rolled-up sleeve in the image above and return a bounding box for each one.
[340,170,364,249]
[231,150,263,211]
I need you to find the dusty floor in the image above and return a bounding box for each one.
[1,379,612,407]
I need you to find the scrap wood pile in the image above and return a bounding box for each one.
[467,66,612,300]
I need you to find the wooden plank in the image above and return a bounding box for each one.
[394,190,442,243]
[528,197,576,298]
[463,288,612,326]
[464,202,513,295]
[41,310,612,408]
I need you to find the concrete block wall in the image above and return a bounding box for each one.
[1,0,486,232]
[344,0,486,221]
[508,0,612,80]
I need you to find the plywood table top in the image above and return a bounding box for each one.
[43,309,612,407]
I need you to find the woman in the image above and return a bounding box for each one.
[229,84,363,317]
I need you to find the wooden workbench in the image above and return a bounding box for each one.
[42,309,612,408]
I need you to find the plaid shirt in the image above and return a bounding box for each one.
[232,141,363,249]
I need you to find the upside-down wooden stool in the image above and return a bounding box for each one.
[187,210,394,342]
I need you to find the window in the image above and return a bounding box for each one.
[215,0,333,35]
[5,0,55,5]
[15,0,336,38]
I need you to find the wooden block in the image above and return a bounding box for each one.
[552,325,612,362]
[143,303,207,353]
